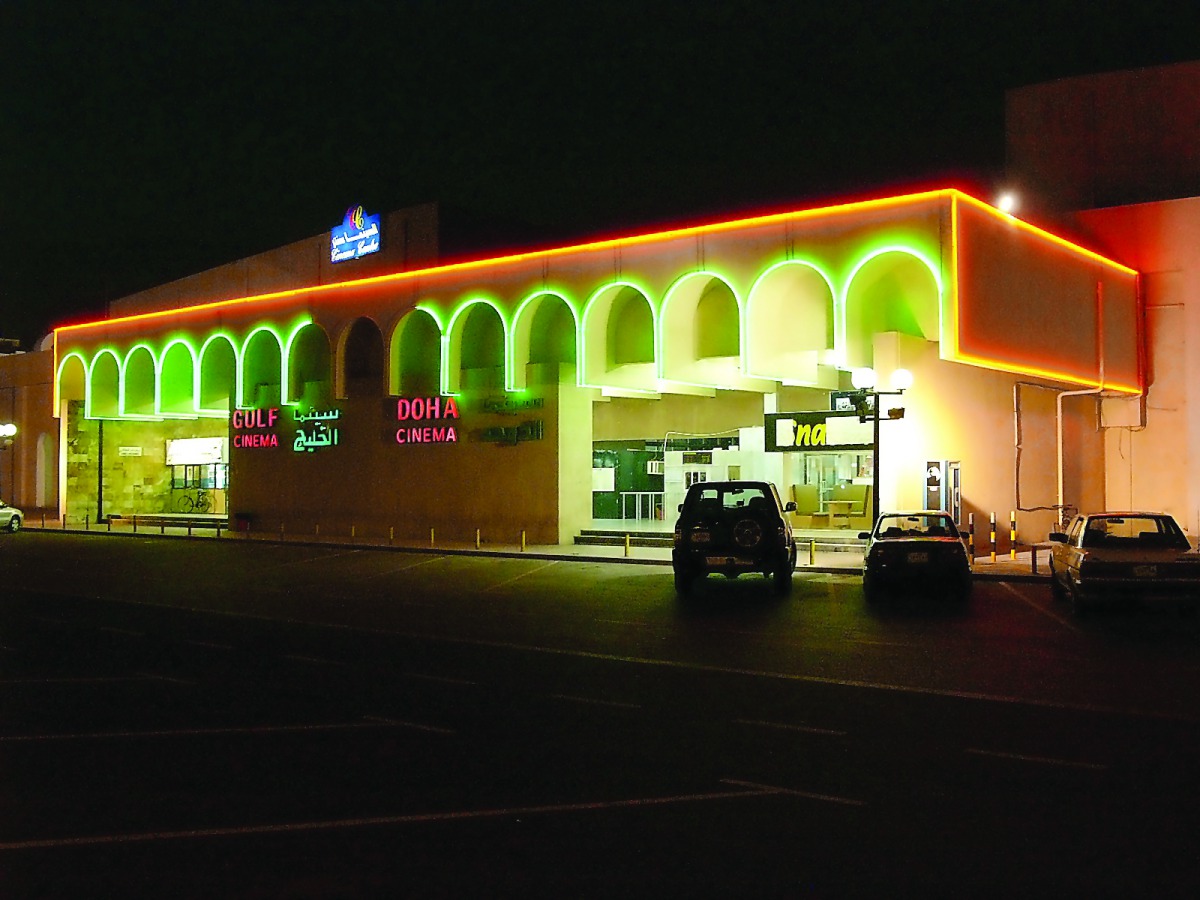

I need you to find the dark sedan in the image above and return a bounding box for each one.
[860,511,972,602]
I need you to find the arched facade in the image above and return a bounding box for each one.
[32,189,1139,546]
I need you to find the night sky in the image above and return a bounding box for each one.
[4,0,1199,348]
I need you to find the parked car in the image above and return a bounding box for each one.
[672,481,797,595]
[1047,511,1200,615]
[860,511,972,602]
[0,499,22,532]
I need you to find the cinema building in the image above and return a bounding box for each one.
[0,187,1144,551]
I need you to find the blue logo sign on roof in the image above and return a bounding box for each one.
[331,205,381,263]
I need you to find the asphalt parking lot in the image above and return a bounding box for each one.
[2,531,1198,897]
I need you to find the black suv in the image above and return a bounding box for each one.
[672,481,797,594]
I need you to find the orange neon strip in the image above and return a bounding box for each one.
[955,193,1138,276]
[56,190,957,334]
[54,188,1138,338]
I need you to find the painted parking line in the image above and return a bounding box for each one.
[998,582,1080,632]
[549,693,642,710]
[281,653,344,666]
[484,561,559,592]
[964,747,1108,771]
[183,640,234,651]
[0,782,780,850]
[733,718,847,737]
[0,718,452,743]
[720,778,866,807]
[404,672,477,686]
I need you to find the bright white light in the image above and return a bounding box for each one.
[0,423,16,438]
[890,368,914,391]
[996,191,1018,214]
[851,367,877,390]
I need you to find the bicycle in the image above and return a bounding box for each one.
[175,490,212,514]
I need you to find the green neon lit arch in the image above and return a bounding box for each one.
[744,259,837,385]
[839,246,943,370]
[508,289,579,392]
[579,280,659,394]
[443,296,509,396]
[656,270,743,389]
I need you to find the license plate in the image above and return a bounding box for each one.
[907,551,929,564]
[1133,564,1157,578]
[707,556,750,567]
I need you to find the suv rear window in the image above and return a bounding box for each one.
[685,485,772,516]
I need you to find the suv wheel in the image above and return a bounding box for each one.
[7,515,19,533]
[673,567,694,596]
[772,566,792,594]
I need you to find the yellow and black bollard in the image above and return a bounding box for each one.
[989,512,997,563]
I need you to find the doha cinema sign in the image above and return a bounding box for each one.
[330,205,381,263]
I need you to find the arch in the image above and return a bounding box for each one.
[658,272,743,389]
[745,260,837,385]
[160,339,198,417]
[240,327,284,408]
[198,333,238,415]
[288,322,333,408]
[842,248,942,369]
[510,291,578,390]
[340,316,386,399]
[446,298,506,394]
[56,352,88,410]
[390,308,442,396]
[121,344,157,417]
[87,349,121,418]
[581,282,658,393]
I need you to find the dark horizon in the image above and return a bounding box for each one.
[4,0,1199,348]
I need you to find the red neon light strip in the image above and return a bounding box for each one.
[57,188,1135,336]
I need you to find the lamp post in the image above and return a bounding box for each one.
[0,422,15,500]
[848,369,911,526]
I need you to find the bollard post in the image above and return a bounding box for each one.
[85,514,89,530]
[216,521,222,539]
[430,527,435,547]
[133,516,138,534]
[1031,544,1039,575]
[107,517,112,532]
[475,529,481,550]
[1010,510,1017,561]
[351,524,357,539]
[624,533,631,557]
[161,521,165,535]
[521,530,526,552]
[41,512,46,528]
[187,521,192,537]
[809,539,816,566]
[968,513,975,561]
[389,526,395,546]
[989,512,997,563]
[280,521,285,540]
[315,523,320,537]
[62,514,67,530]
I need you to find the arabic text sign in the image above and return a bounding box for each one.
[293,408,342,453]
[331,205,381,263]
